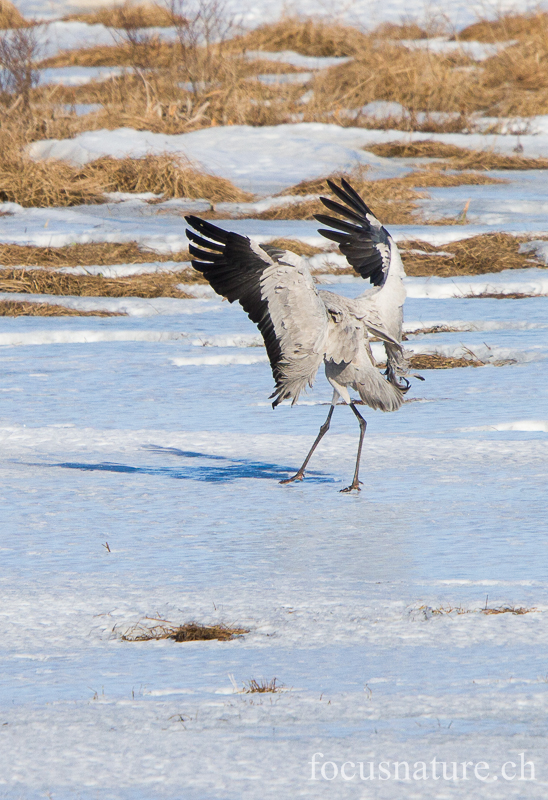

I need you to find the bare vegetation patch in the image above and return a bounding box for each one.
[242,678,282,693]
[263,238,324,257]
[0,155,105,207]
[84,154,253,201]
[0,0,28,29]
[408,353,483,369]
[367,140,472,159]
[419,603,538,616]
[0,242,190,268]
[62,2,184,28]
[0,268,197,297]
[458,12,548,42]
[0,148,250,207]
[407,352,516,368]
[400,233,542,277]
[366,139,548,170]
[462,291,542,299]
[0,300,125,316]
[121,620,248,642]
[229,16,370,56]
[373,21,430,40]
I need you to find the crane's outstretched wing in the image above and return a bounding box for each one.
[314,178,392,287]
[185,216,328,407]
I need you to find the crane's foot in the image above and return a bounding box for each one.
[280,472,304,485]
[339,481,362,493]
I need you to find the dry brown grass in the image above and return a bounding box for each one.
[366,140,469,158]
[0,268,197,297]
[0,145,251,207]
[0,155,105,207]
[458,12,548,42]
[121,620,248,642]
[0,0,28,28]
[0,300,125,316]
[373,21,429,40]
[419,604,538,616]
[62,2,184,28]
[310,45,473,118]
[264,238,324,256]
[83,154,253,201]
[242,678,282,693]
[400,233,541,277]
[407,169,504,187]
[229,16,370,56]
[408,353,483,369]
[0,241,189,267]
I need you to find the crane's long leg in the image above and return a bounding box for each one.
[279,403,335,485]
[340,402,367,493]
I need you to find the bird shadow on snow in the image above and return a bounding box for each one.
[36,446,334,484]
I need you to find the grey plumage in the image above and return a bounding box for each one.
[185,178,418,492]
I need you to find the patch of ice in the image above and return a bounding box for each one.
[39,66,124,86]
[519,239,548,265]
[0,292,221,317]
[244,50,351,70]
[399,38,513,61]
[171,353,269,366]
[463,420,548,432]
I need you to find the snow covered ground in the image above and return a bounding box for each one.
[2,275,548,798]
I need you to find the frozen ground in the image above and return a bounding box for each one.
[1,275,548,798]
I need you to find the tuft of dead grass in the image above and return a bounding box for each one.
[407,353,483,369]
[373,21,430,40]
[457,12,548,42]
[121,620,248,642]
[0,155,105,207]
[229,16,370,56]
[0,300,125,316]
[263,238,324,257]
[242,678,281,693]
[0,0,28,29]
[419,604,538,616]
[0,147,251,207]
[399,233,543,277]
[0,241,190,268]
[366,139,548,170]
[0,268,198,297]
[366,140,469,159]
[83,154,253,201]
[62,2,184,29]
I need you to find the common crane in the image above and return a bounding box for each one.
[185,179,417,492]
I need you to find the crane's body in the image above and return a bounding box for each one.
[185,179,417,491]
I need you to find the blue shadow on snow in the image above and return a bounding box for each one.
[36,447,333,483]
